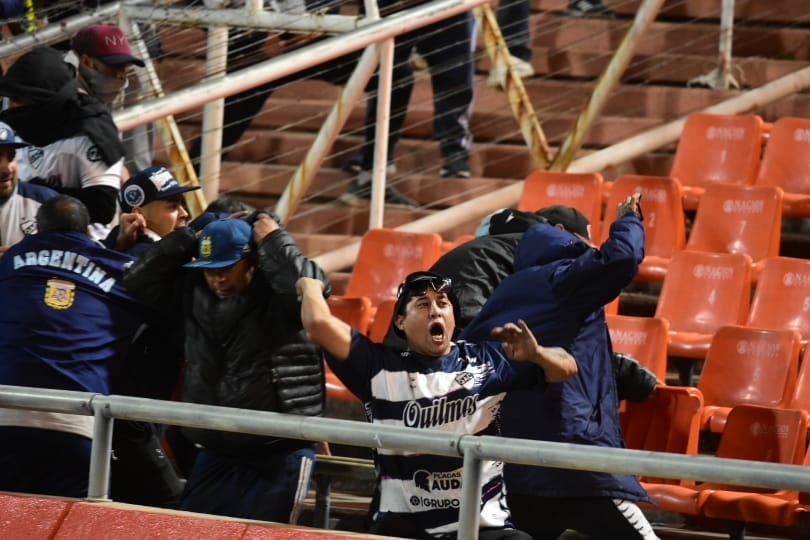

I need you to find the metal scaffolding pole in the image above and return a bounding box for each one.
[475,5,551,168]
[550,0,665,171]
[198,25,228,203]
[275,45,380,222]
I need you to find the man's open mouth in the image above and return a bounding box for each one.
[429,322,445,340]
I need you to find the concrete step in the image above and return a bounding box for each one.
[536,0,810,23]
[162,124,675,181]
[216,161,518,208]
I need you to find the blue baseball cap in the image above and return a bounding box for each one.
[184,218,252,269]
[0,121,29,148]
[120,166,200,212]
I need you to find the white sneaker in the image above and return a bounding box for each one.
[487,55,535,87]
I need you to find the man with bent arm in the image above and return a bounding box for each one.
[298,270,577,539]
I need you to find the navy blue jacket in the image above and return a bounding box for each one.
[461,216,649,500]
[0,231,141,394]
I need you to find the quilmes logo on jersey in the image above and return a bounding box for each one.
[44,278,76,309]
[413,469,462,493]
[402,394,479,428]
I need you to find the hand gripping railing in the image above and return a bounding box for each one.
[3,384,810,540]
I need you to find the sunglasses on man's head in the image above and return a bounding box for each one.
[396,275,452,298]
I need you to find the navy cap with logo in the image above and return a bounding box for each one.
[120,166,200,212]
[184,218,252,269]
[0,121,29,148]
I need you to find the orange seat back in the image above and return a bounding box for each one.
[621,385,703,483]
[715,405,807,472]
[327,295,373,334]
[670,112,764,191]
[698,325,801,410]
[518,170,603,241]
[601,175,685,258]
[747,256,810,341]
[686,184,783,263]
[655,250,752,335]
[787,347,810,414]
[756,116,810,196]
[345,228,443,306]
[368,298,397,344]
[607,314,669,381]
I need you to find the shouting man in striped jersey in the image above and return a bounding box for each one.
[298,271,577,539]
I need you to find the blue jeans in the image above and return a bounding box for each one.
[178,444,316,522]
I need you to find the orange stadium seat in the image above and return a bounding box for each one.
[785,346,810,416]
[604,297,619,316]
[621,385,703,485]
[607,314,669,382]
[517,170,603,241]
[601,175,686,282]
[747,256,810,344]
[755,116,810,217]
[669,112,765,210]
[685,184,783,278]
[368,298,397,344]
[655,250,752,361]
[697,326,801,433]
[643,405,808,520]
[343,228,443,307]
[327,295,373,334]
[324,362,359,402]
[696,408,810,534]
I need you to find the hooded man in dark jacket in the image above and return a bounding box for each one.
[123,212,329,523]
[0,46,125,240]
[462,195,659,540]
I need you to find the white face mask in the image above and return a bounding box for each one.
[78,63,128,107]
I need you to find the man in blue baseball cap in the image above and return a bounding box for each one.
[124,213,330,523]
[103,163,201,508]
[183,218,255,298]
[109,165,200,256]
[0,121,57,256]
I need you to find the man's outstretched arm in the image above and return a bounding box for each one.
[491,320,578,383]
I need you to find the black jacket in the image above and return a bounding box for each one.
[124,225,330,454]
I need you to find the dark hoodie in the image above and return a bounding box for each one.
[0,47,125,166]
[461,216,649,501]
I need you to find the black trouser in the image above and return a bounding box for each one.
[507,494,659,540]
[370,512,532,540]
[110,420,184,508]
[358,11,475,171]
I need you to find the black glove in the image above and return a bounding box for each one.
[244,208,283,229]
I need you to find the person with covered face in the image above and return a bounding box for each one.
[0,46,125,240]
[0,121,57,257]
[297,271,577,539]
[462,195,659,540]
[123,214,328,522]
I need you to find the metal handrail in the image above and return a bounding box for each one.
[2,384,810,539]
